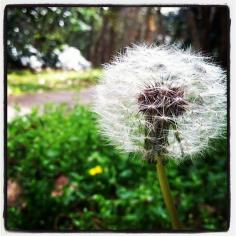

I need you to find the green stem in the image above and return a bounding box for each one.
[156,156,183,229]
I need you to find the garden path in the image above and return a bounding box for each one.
[7,86,96,122]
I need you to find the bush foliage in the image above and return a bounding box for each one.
[7,105,228,231]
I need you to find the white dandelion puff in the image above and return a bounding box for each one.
[93,44,227,161]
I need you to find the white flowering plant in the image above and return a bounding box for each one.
[93,44,227,229]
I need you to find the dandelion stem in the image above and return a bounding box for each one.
[156,156,183,229]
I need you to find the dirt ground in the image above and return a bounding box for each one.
[7,86,96,122]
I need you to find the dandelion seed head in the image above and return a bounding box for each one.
[93,44,227,161]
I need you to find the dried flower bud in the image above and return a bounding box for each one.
[94,44,226,161]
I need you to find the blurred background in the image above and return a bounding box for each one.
[6,6,229,231]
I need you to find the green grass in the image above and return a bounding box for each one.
[7,69,102,95]
[7,105,228,231]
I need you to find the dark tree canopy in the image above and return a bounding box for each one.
[6,6,229,69]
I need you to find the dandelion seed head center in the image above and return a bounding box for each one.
[138,83,188,118]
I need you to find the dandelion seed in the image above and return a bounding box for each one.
[94,44,226,161]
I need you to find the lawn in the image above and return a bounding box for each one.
[7,69,102,95]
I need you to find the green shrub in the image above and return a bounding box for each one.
[7,105,228,231]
